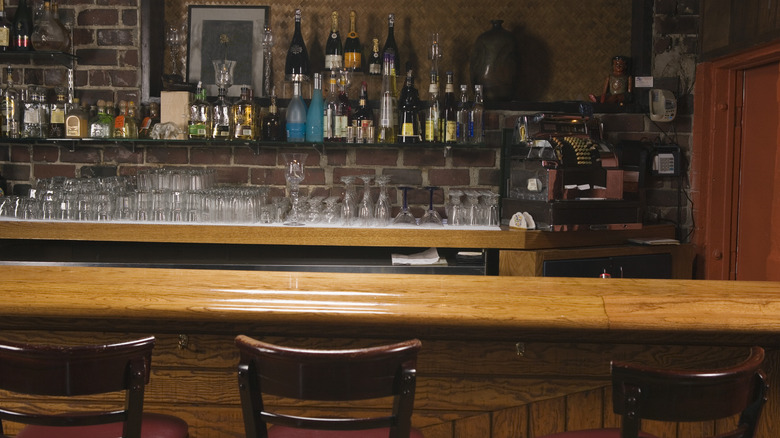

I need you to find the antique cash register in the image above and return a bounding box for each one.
[502,113,645,231]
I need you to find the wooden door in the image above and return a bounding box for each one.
[736,62,780,280]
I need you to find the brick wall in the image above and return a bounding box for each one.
[0,0,700,235]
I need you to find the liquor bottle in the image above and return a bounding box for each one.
[261,86,281,141]
[285,81,307,142]
[65,98,88,138]
[323,70,339,142]
[89,99,114,138]
[456,84,471,144]
[344,10,361,72]
[1,66,19,138]
[126,101,140,138]
[48,87,67,138]
[381,14,399,78]
[352,81,373,143]
[0,0,12,52]
[424,71,441,143]
[337,72,351,141]
[232,86,257,140]
[114,100,138,138]
[188,82,212,139]
[212,87,232,139]
[12,0,32,51]
[398,67,420,144]
[31,1,68,52]
[21,86,43,138]
[470,84,484,144]
[305,72,324,142]
[376,57,396,144]
[368,38,381,76]
[324,11,342,71]
[442,72,457,144]
[285,9,310,82]
[139,102,160,139]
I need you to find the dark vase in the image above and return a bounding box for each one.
[469,20,519,102]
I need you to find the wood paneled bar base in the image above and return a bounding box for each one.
[1,266,779,437]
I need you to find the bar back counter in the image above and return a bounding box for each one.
[4,222,775,438]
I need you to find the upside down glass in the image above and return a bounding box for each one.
[282,153,307,226]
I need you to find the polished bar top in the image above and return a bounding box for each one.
[3,265,779,345]
[0,221,675,249]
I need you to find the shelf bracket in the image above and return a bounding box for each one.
[311,142,326,158]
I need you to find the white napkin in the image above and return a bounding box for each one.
[391,247,442,265]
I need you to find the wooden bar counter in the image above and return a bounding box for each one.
[1,266,779,437]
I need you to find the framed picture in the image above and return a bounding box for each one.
[187,5,269,97]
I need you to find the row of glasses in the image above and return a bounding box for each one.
[392,186,443,227]
[446,189,500,226]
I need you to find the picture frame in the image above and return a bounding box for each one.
[187,5,269,97]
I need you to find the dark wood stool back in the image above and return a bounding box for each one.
[0,336,188,438]
[612,345,768,438]
[235,335,423,438]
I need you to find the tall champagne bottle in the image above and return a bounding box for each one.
[381,14,399,78]
[324,11,342,70]
[344,11,361,72]
[285,9,310,82]
[305,72,324,142]
[376,57,396,144]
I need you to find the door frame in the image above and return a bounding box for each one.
[693,40,780,279]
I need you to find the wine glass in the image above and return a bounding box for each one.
[282,153,307,226]
[340,176,358,226]
[446,189,464,226]
[392,186,416,226]
[420,186,443,227]
[357,174,374,227]
[374,175,392,226]
[213,59,236,90]
[166,24,182,79]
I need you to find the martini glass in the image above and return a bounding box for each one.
[420,186,443,227]
[340,176,358,226]
[392,186,417,226]
[357,174,375,226]
[282,153,307,226]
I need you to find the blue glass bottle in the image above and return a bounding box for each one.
[286,81,307,142]
[305,73,324,142]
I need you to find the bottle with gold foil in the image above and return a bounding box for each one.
[442,71,457,144]
[424,71,441,143]
[368,38,381,76]
[232,86,256,140]
[324,11,342,71]
[48,87,67,138]
[344,11,361,72]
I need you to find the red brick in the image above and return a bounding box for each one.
[122,8,138,26]
[32,145,59,162]
[61,146,102,163]
[33,163,76,179]
[121,50,139,67]
[429,169,470,186]
[4,163,30,181]
[235,148,276,166]
[191,147,231,165]
[403,148,446,167]
[146,146,188,164]
[78,9,119,26]
[10,145,31,162]
[478,168,501,186]
[77,49,118,66]
[333,167,379,182]
[0,144,9,161]
[110,70,138,87]
[382,168,422,186]
[213,166,249,185]
[325,148,348,166]
[73,28,94,46]
[451,148,497,167]
[250,167,285,186]
[355,147,399,166]
[104,145,144,164]
[97,29,135,46]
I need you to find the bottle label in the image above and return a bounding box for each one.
[369,63,381,75]
[445,120,457,142]
[51,108,65,124]
[345,52,361,70]
[325,55,342,69]
[425,120,437,142]
[286,122,305,141]
[114,115,125,129]
[0,28,9,47]
[335,115,347,138]
[401,122,415,137]
[188,123,207,138]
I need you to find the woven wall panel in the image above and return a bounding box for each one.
[165,0,632,102]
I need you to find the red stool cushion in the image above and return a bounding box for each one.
[15,412,189,438]
[268,425,425,437]
[537,428,658,438]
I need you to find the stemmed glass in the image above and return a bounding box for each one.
[340,176,358,226]
[282,153,307,226]
[420,186,443,227]
[465,190,482,226]
[392,186,416,226]
[357,174,374,227]
[213,59,236,90]
[373,175,392,226]
[446,189,464,226]
[165,24,183,82]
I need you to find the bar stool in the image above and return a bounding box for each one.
[235,335,425,438]
[0,336,189,438]
[536,346,768,438]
